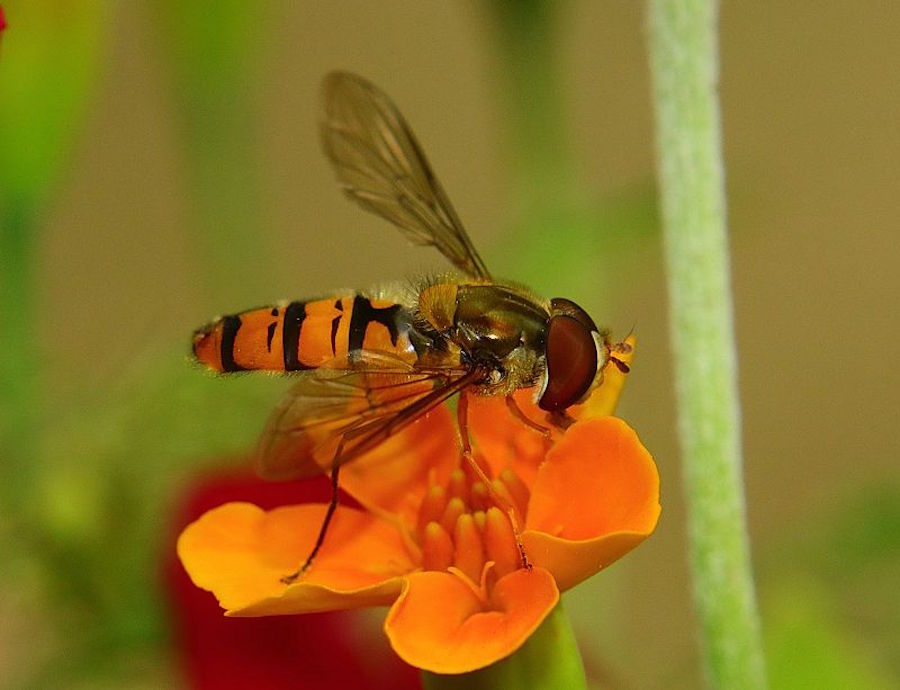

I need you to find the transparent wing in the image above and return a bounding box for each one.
[320,71,491,280]
[256,350,479,480]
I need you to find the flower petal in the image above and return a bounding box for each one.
[177,502,413,615]
[467,391,550,487]
[569,334,636,421]
[167,472,421,689]
[465,335,637,485]
[339,406,460,530]
[524,416,660,590]
[384,567,559,674]
[523,531,655,593]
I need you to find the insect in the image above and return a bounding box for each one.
[192,72,631,582]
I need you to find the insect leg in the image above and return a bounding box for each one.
[457,392,532,571]
[456,390,473,455]
[505,395,552,438]
[547,409,577,430]
[280,451,344,584]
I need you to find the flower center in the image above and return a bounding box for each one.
[416,454,530,583]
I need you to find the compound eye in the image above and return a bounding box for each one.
[549,297,598,332]
[538,315,598,412]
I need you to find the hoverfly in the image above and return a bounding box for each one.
[192,72,631,582]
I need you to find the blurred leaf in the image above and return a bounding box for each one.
[150,0,274,302]
[765,579,895,690]
[487,0,569,208]
[152,0,266,111]
[494,184,658,303]
[0,0,110,207]
[15,347,279,687]
[761,483,900,685]
[37,347,277,545]
[0,0,110,516]
[831,483,900,568]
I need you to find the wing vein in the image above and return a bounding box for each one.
[320,71,491,280]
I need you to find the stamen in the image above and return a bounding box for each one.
[453,514,485,584]
[414,457,532,578]
[447,468,469,503]
[471,509,486,533]
[421,521,454,571]
[416,484,448,535]
[440,496,467,534]
[484,507,520,578]
[469,481,491,511]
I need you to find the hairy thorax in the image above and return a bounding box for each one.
[416,281,549,397]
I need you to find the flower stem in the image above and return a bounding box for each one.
[421,602,587,690]
[646,1,767,688]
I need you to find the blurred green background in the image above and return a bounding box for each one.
[1,1,898,688]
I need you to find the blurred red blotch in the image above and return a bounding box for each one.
[164,466,421,690]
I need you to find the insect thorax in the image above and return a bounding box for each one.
[416,282,549,396]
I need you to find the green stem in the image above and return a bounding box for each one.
[422,603,587,690]
[646,2,767,688]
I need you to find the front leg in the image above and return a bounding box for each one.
[505,394,553,438]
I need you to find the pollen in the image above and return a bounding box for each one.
[416,456,530,582]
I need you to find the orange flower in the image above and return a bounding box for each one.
[178,337,660,674]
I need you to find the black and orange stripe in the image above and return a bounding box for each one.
[192,294,415,373]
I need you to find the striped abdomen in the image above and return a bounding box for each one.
[193,293,416,373]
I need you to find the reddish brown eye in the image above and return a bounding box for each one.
[538,315,598,411]
[549,297,598,332]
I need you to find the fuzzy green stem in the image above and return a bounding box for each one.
[646,1,767,688]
